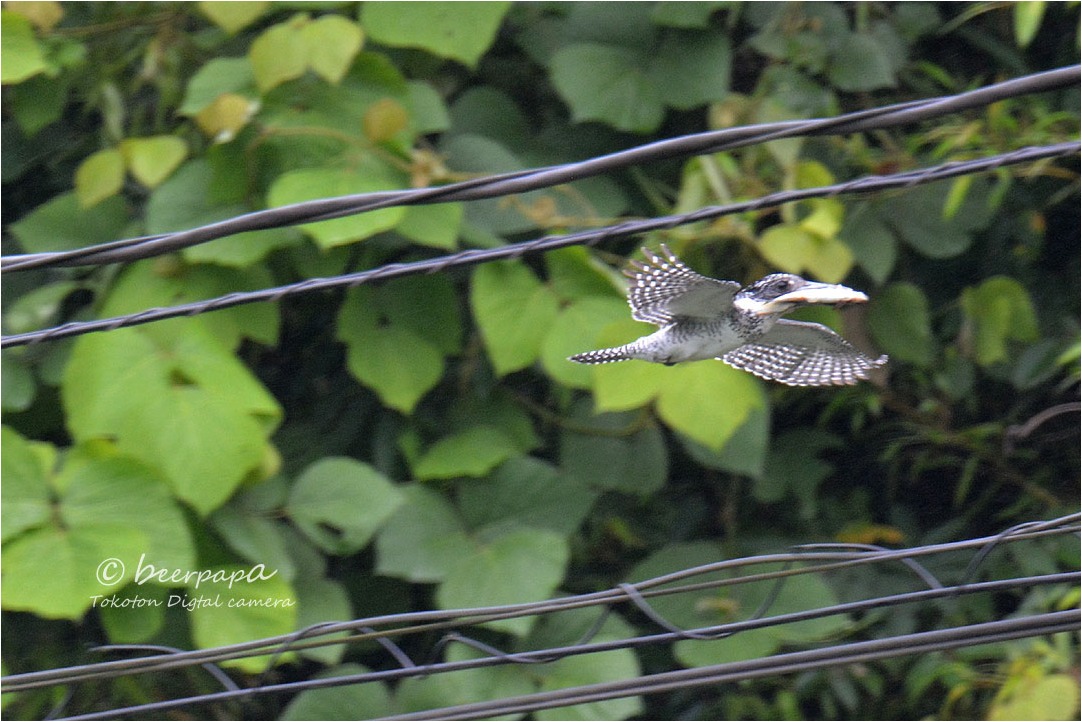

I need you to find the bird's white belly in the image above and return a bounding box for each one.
[631,323,747,364]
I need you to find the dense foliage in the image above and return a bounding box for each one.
[2,2,1079,719]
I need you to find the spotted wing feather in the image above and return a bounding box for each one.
[722,319,887,386]
[624,245,740,326]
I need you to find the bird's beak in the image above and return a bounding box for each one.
[761,282,869,314]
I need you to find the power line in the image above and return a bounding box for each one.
[2,65,1077,272]
[3,141,1077,349]
[4,514,1076,719]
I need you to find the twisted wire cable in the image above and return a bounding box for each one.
[3,513,1076,720]
[3,65,1076,273]
[3,141,1077,349]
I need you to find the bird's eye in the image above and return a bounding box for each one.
[773,279,791,292]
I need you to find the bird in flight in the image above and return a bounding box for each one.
[569,245,887,386]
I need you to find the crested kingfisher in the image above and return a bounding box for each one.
[569,245,887,386]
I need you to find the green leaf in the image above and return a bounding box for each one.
[336,287,445,413]
[0,426,52,543]
[395,202,463,250]
[293,577,353,664]
[535,647,643,721]
[120,136,188,188]
[10,192,129,254]
[249,15,308,92]
[75,149,125,207]
[11,73,69,135]
[302,15,364,84]
[179,57,256,114]
[413,426,519,480]
[989,673,1079,721]
[883,179,994,259]
[868,282,935,367]
[942,174,972,220]
[210,505,297,582]
[589,320,666,412]
[198,1,269,34]
[545,246,622,302]
[542,296,630,389]
[681,402,770,479]
[656,362,765,451]
[828,32,897,91]
[397,646,534,717]
[99,584,167,643]
[438,527,570,635]
[185,567,296,672]
[676,569,850,666]
[526,609,643,720]
[440,134,538,235]
[267,164,407,248]
[1,354,35,412]
[58,449,196,572]
[1,11,47,84]
[1,523,147,619]
[759,224,854,283]
[839,203,897,284]
[961,276,1040,366]
[459,456,598,535]
[1013,2,1046,48]
[759,224,815,273]
[407,81,451,134]
[99,260,281,348]
[560,402,668,495]
[286,457,404,554]
[375,484,472,582]
[360,2,511,68]
[147,161,300,268]
[62,325,278,515]
[447,389,540,454]
[471,260,560,376]
[282,664,394,720]
[649,30,731,110]
[550,44,664,132]
[378,274,463,355]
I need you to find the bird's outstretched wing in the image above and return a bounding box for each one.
[624,245,740,326]
[722,319,887,386]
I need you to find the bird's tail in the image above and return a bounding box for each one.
[568,345,633,364]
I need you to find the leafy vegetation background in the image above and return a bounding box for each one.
[2,2,1078,719]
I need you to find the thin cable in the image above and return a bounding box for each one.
[4,512,1076,691]
[3,66,1076,272]
[383,611,1079,721]
[53,597,1079,721]
[3,141,1076,349]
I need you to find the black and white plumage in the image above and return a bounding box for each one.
[569,245,887,386]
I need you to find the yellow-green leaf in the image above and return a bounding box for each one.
[656,362,765,451]
[198,1,268,34]
[120,136,188,188]
[8,1,64,32]
[804,236,854,284]
[301,15,363,84]
[363,98,410,143]
[1013,2,1046,48]
[249,16,308,93]
[1,11,48,84]
[75,148,125,208]
[943,175,972,220]
[759,224,815,273]
[589,319,665,411]
[194,93,258,142]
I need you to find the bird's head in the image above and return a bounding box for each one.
[734,273,869,317]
